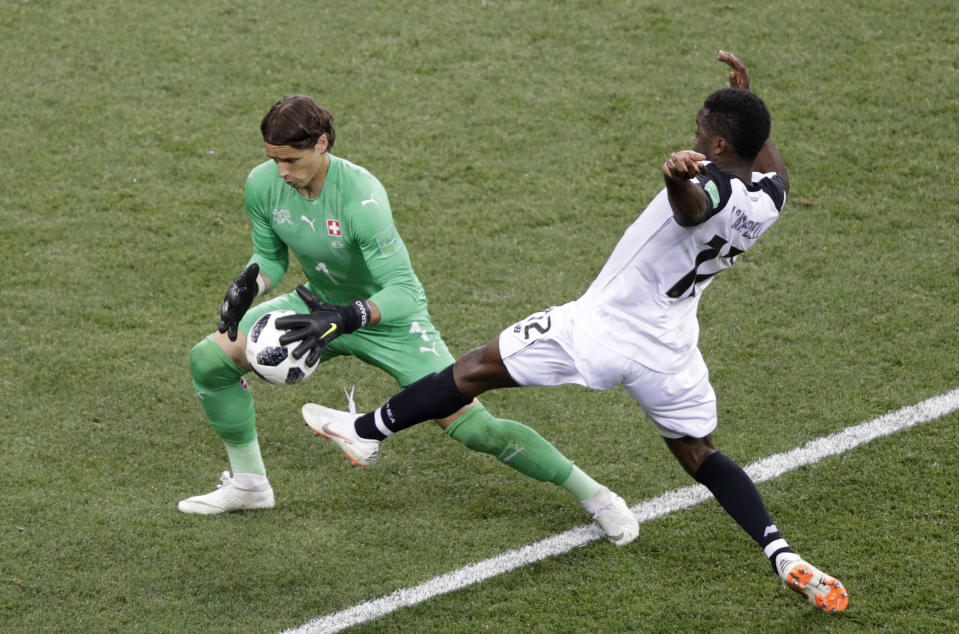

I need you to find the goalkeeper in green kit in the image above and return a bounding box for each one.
[178,95,638,545]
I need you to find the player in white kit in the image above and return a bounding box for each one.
[300,51,849,612]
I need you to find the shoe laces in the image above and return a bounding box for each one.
[216,470,234,489]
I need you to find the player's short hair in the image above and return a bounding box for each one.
[260,95,336,150]
[701,88,770,160]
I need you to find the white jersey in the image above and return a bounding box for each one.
[569,162,787,373]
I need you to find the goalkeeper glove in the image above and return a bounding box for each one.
[276,285,372,366]
[217,263,260,341]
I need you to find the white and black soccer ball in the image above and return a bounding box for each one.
[245,310,318,385]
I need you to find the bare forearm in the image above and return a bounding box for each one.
[665,177,709,226]
[663,150,709,226]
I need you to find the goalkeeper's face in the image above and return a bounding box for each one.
[265,140,328,191]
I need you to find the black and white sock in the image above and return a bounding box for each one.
[354,365,471,440]
[693,451,794,569]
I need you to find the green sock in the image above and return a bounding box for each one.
[224,437,266,476]
[446,403,575,487]
[560,465,602,502]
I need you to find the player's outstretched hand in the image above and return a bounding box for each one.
[663,150,707,181]
[276,286,368,367]
[718,50,750,90]
[217,263,260,341]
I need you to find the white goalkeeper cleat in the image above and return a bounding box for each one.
[582,486,639,546]
[177,471,275,515]
[302,402,380,467]
[775,552,850,612]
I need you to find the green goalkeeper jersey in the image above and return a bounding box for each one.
[244,154,427,325]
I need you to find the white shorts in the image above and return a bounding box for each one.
[499,302,717,439]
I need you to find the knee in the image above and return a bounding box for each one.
[190,336,241,387]
[452,339,516,397]
[189,339,215,385]
[683,445,716,476]
[665,435,717,476]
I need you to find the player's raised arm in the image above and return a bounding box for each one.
[663,150,709,226]
[753,139,788,194]
[718,50,789,192]
[718,49,750,90]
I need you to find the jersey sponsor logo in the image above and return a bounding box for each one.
[327,219,342,236]
[374,226,400,257]
[300,215,317,231]
[419,342,440,356]
[410,322,439,355]
[730,207,765,239]
[361,192,379,206]
[272,208,294,225]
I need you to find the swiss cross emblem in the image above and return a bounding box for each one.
[327,219,341,236]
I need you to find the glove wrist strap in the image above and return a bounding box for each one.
[343,299,372,333]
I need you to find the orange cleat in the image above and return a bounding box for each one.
[775,552,849,612]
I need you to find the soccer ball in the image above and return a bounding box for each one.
[245,310,318,385]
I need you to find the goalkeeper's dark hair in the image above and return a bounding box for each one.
[260,95,336,150]
[702,88,770,160]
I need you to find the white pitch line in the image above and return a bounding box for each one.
[283,387,959,634]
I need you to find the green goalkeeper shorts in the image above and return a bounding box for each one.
[238,290,455,387]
